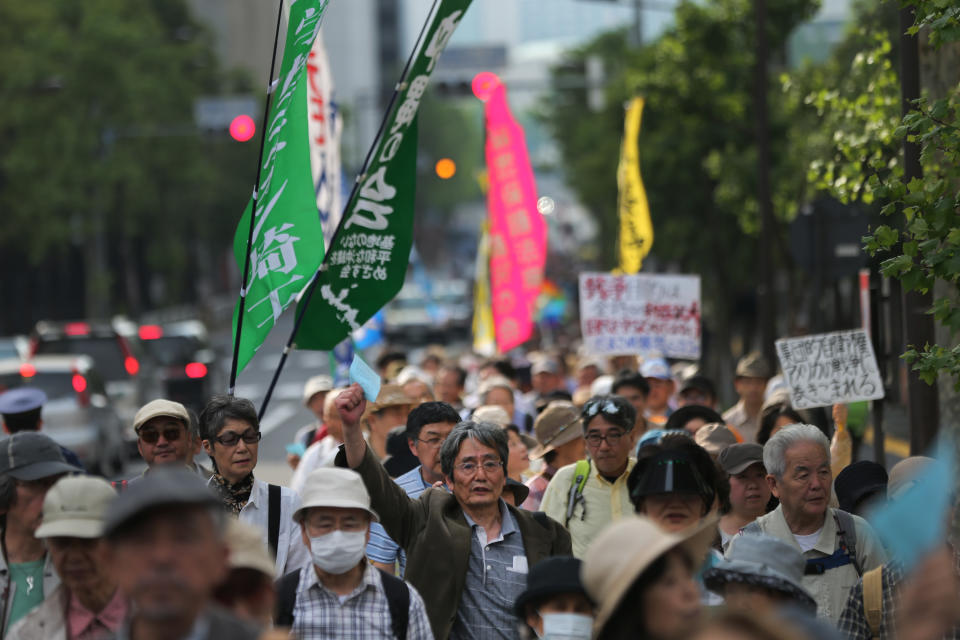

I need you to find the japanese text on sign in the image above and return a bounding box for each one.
[775,329,885,409]
[578,273,701,358]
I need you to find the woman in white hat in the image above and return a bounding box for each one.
[582,516,716,640]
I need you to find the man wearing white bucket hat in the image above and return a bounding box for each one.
[274,467,433,639]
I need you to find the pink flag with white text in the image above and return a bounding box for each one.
[483,82,547,353]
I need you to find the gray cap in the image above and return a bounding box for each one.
[103,467,220,537]
[703,534,815,612]
[718,443,765,475]
[0,432,78,481]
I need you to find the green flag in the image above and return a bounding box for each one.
[231,0,330,374]
[293,0,473,350]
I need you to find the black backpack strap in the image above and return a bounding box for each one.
[274,568,301,627]
[834,509,862,576]
[268,483,282,559]
[377,568,410,640]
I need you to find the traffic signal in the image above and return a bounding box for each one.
[435,158,457,179]
[229,115,256,142]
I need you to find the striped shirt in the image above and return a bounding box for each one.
[450,501,527,640]
[292,561,434,640]
[366,465,433,575]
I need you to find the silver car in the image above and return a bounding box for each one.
[0,355,126,476]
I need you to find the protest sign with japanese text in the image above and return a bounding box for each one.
[231,0,330,375]
[294,0,473,350]
[579,273,701,358]
[775,329,885,409]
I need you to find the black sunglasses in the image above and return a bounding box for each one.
[138,426,184,444]
[214,429,262,447]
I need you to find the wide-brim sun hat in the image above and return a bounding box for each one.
[582,515,717,636]
[293,467,380,523]
[702,533,816,613]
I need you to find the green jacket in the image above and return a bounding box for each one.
[338,446,572,639]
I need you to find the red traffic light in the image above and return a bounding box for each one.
[229,115,256,142]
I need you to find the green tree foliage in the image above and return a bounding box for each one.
[0,0,257,314]
[797,0,960,389]
[540,0,817,360]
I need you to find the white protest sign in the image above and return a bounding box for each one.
[775,329,885,409]
[579,273,701,358]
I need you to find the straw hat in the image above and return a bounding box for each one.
[582,516,717,636]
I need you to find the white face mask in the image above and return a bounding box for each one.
[308,530,367,575]
[536,612,593,640]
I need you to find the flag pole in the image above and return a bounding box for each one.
[228,0,287,395]
[257,0,442,420]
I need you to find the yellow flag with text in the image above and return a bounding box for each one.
[472,222,496,356]
[617,97,653,273]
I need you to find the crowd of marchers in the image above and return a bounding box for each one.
[0,346,957,640]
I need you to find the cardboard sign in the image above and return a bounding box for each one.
[775,329,884,409]
[578,273,701,358]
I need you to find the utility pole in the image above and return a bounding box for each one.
[632,0,644,47]
[754,0,776,367]
[899,5,940,454]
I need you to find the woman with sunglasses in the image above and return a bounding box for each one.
[199,395,310,578]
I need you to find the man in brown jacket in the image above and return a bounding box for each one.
[335,384,572,640]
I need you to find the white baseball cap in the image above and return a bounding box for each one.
[302,375,334,407]
[293,467,379,523]
[35,475,117,539]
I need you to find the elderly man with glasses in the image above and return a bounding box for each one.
[334,384,571,640]
[200,395,309,579]
[540,395,639,558]
[117,399,211,489]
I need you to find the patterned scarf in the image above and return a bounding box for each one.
[212,472,254,516]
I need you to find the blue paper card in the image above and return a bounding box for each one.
[350,354,381,404]
[867,438,957,572]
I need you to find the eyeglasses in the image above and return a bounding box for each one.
[138,426,183,444]
[214,429,262,447]
[417,437,446,449]
[584,430,626,447]
[454,460,503,475]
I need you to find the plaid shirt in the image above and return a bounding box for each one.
[838,553,960,640]
[292,562,434,640]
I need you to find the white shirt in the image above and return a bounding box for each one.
[794,528,823,553]
[210,477,310,578]
[291,436,341,495]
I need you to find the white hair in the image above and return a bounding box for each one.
[763,423,830,479]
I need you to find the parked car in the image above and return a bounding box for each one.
[136,319,221,413]
[433,278,472,339]
[384,284,437,344]
[0,336,27,361]
[0,355,126,475]
[29,319,155,452]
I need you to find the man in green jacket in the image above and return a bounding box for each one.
[335,383,572,640]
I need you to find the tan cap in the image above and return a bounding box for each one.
[472,405,511,427]
[694,422,738,456]
[887,456,935,499]
[294,467,379,522]
[35,475,117,539]
[531,401,582,458]
[302,375,334,407]
[736,352,772,379]
[133,399,189,432]
[583,516,717,636]
[370,384,414,412]
[225,519,276,577]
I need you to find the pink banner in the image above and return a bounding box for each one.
[484,83,547,352]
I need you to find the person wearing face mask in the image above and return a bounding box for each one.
[514,557,594,640]
[274,467,434,639]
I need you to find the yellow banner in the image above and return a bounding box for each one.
[617,97,654,273]
[472,222,497,356]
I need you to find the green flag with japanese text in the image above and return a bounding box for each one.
[231,0,330,374]
[293,0,472,350]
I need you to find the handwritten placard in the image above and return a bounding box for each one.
[775,329,884,409]
[578,273,701,358]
